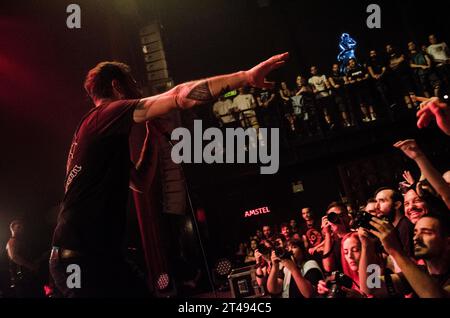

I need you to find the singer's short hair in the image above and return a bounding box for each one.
[84,61,132,100]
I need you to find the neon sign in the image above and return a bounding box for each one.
[244,206,271,218]
[337,33,357,74]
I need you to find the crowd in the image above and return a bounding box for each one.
[2,33,450,299]
[232,96,450,298]
[213,34,450,139]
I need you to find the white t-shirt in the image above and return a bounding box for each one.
[427,43,450,63]
[213,99,235,123]
[281,260,323,298]
[308,75,329,98]
[232,94,256,115]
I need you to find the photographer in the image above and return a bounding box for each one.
[359,214,450,298]
[254,248,270,292]
[267,239,323,298]
[317,232,373,298]
[374,187,414,259]
[321,202,351,273]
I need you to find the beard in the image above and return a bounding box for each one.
[414,241,429,258]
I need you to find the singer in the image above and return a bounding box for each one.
[49,53,289,297]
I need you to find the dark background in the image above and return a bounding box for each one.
[0,0,449,283]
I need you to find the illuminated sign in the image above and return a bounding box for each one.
[244,206,271,218]
[223,90,237,98]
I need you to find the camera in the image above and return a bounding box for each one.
[256,242,272,257]
[274,246,293,260]
[256,240,292,260]
[325,271,353,298]
[352,210,390,230]
[352,210,375,230]
[326,212,340,224]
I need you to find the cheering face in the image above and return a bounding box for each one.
[413,217,447,259]
[404,189,428,224]
[343,236,361,272]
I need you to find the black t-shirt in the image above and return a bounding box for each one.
[367,58,386,75]
[329,72,346,87]
[331,237,343,272]
[395,216,414,257]
[52,100,139,256]
[346,66,367,82]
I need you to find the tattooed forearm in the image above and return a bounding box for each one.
[186,81,214,102]
[186,80,233,103]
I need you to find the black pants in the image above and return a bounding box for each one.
[49,256,150,298]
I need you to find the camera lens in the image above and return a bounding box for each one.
[327,212,340,224]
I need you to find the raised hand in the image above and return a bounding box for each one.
[416,97,450,136]
[368,217,402,256]
[246,52,289,89]
[393,139,425,161]
[402,170,415,186]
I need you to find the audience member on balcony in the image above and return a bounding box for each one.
[309,66,335,130]
[426,34,450,87]
[367,49,397,116]
[294,75,321,136]
[345,58,377,122]
[328,63,353,127]
[256,87,276,128]
[232,87,259,130]
[278,81,296,134]
[408,41,441,98]
[386,44,417,109]
[213,95,237,128]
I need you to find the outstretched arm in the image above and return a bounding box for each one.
[394,139,450,209]
[133,52,289,123]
